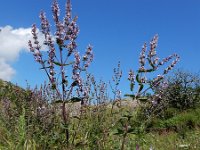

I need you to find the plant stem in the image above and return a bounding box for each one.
[121,123,128,150]
[121,133,127,150]
[59,46,69,146]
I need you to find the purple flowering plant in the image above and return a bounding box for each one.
[112,36,180,149]
[28,0,181,148]
[126,35,180,103]
[28,0,93,145]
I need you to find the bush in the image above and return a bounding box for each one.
[148,108,200,132]
[159,69,200,110]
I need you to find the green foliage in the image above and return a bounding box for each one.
[16,106,26,148]
[1,79,200,149]
[0,0,197,148]
[53,61,74,67]
[147,108,200,132]
[160,70,200,110]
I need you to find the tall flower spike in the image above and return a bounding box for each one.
[139,43,147,71]
[163,53,180,74]
[48,36,56,84]
[149,34,158,57]
[156,53,180,74]
[52,0,60,23]
[29,24,43,63]
[31,24,39,45]
[28,40,34,52]
[72,51,81,81]
[83,45,94,68]
[52,0,65,41]
[39,10,56,83]
[128,69,135,84]
[39,11,50,41]
[66,0,72,19]
[64,0,72,31]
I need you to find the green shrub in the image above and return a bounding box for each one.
[149,108,200,132]
[161,69,200,110]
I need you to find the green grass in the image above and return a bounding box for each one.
[0,79,200,149]
[148,108,200,132]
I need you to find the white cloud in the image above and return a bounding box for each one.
[0,25,46,81]
[0,58,15,81]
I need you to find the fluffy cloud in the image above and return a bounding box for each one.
[0,25,45,81]
[0,58,15,81]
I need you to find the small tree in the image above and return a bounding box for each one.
[160,69,200,110]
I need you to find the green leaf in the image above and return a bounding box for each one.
[123,114,133,120]
[71,81,79,87]
[146,69,154,72]
[53,61,74,66]
[60,123,68,129]
[138,83,144,93]
[54,61,62,66]
[127,128,135,134]
[130,83,134,91]
[147,58,155,68]
[81,68,86,71]
[117,128,124,134]
[72,116,80,120]
[138,69,145,73]
[53,100,63,104]
[136,74,141,83]
[62,79,68,84]
[119,117,128,125]
[52,84,56,90]
[73,16,78,22]
[40,66,51,70]
[69,97,82,103]
[56,38,63,46]
[113,128,124,135]
[75,141,86,147]
[138,97,148,102]
[113,100,119,105]
[124,94,135,99]
[64,61,75,66]
[147,58,153,67]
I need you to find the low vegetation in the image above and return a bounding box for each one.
[0,71,200,150]
[0,0,200,149]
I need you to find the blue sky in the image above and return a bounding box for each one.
[0,0,200,95]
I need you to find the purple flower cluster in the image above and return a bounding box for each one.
[128,69,135,84]
[83,45,94,68]
[139,35,160,72]
[148,34,158,58]
[109,62,123,102]
[139,43,147,71]
[112,61,122,84]
[71,45,94,100]
[52,0,62,39]
[90,76,108,105]
[138,35,180,74]
[51,0,79,57]
[97,80,108,104]
[39,11,50,40]
[40,11,56,84]
[72,51,82,88]
[66,0,72,19]
[128,34,180,97]
[152,74,164,87]
[28,25,42,63]
[162,53,180,74]
[28,0,93,91]
[147,35,160,71]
